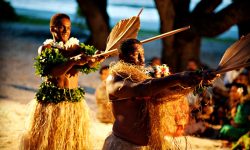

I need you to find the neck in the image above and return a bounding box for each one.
[52,36,66,43]
[109,61,150,82]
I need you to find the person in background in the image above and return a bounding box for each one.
[95,66,114,123]
[234,72,250,93]
[186,58,199,71]
[219,83,249,141]
[150,57,161,67]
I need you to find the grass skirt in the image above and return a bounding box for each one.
[20,100,91,150]
[147,91,191,150]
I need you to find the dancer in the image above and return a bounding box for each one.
[21,13,103,150]
[102,39,216,150]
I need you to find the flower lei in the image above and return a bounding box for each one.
[149,64,171,78]
[34,37,99,77]
[43,37,80,50]
[36,82,85,103]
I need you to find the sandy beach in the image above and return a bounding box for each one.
[0,21,233,149]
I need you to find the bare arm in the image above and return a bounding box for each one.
[106,71,201,100]
[49,59,83,77]
[61,45,83,57]
[38,45,90,77]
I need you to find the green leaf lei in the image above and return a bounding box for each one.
[34,48,67,77]
[36,82,85,103]
[34,43,100,77]
[79,43,97,55]
[77,43,100,74]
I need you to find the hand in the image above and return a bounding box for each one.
[182,71,203,87]
[97,55,107,63]
[76,55,92,65]
[202,70,217,80]
[87,57,100,67]
[202,70,219,85]
[89,53,107,64]
[94,50,109,62]
[95,50,103,55]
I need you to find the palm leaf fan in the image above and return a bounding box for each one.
[93,26,190,57]
[214,33,250,74]
[104,8,143,52]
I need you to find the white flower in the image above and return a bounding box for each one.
[69,37,80,45]
[53,41,64,49]
[153,65,161,72]
[152,64,170,77]
[237,87,243,95]
[42,37,79,50]
[43,39,53,45]
[65,37,79,49]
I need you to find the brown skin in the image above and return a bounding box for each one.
[106,42,215,145]
[100,68,109,81]
[186,60,198,71]
[39,17,102,89]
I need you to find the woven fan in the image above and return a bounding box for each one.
[94,26,190,57]
[105,8,143,52]
[213,33,250,74]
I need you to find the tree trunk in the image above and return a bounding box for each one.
[172,0,198,71]
[76,0,109,50]
[154,0,176,70]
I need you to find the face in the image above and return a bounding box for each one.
[124,44,145,66]
[151,58,161,66]
[51,18,71,43]
[229,86,243,101]
[100,69,109,81]
[187,61,198,71]
[235,74,249,85]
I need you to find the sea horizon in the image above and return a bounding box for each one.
[7,0,237,39]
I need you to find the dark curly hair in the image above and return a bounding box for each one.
[50,13,70,26]
[119,39,142,57]
[99,65,109,74]
[227,82,248,96]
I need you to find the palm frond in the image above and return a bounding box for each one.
[104,8,142,52]
[93,26,190,57]
[215,33,250,73]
